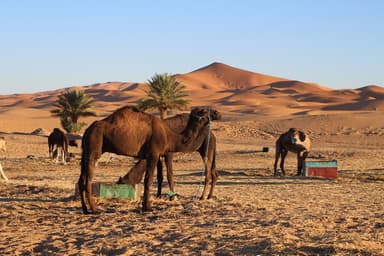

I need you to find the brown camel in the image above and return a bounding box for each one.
[273,128,311,176]
[78,106,217,214]
[48,128,69,162]
[118,108,221,200]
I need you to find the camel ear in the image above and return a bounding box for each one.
[299,131,306,141]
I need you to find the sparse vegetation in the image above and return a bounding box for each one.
[50,90,96,133]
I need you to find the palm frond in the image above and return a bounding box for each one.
[51,89,96,133]
[138,73,190,118]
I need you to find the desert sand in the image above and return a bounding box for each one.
[0,63,383,255]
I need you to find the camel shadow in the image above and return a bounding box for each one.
[172,168,334,186]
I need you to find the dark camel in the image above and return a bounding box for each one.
[78,106,217,214]
[48,128,69,162]
[273,128,311,176]
[118,108,221,200]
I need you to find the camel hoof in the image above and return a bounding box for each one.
[142,203,153,212]
[116,177,125,184]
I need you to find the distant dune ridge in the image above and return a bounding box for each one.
[0,62,383,132]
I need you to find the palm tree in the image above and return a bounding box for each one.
[50,90,97,133]
[138,73,190,119]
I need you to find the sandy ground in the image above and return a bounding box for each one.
[0,113,384,255]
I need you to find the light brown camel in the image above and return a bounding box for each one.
[0,137,7,180]
[118,108,221,200]
[0,136,6,152]
[0,163,7,181]
[78,106,217,214]
[48,128,69,162]
[273,128,311,176]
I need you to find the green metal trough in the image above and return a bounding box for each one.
[75,182,137,199]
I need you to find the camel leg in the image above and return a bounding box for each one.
[0,163,8,181]
[296,152,302,176]
[302,151,308,175]
[273,141,284,176]
[156,158,164,197]
[119,160,146,185]
[207,148,218,199]
[78,171,89,214]
[84,156,99,214]
[199,160,209,200]
[200,136,218,200]
[142,155,159,212]
[273,151,280,176]
[198,137,211,200]
[297,151,308,176]
[280,149,288,176]
[53,147,59,162]
[61,148,65,163]
[79,154,96,214]
[79,124,103,214]
[164,153,176,200]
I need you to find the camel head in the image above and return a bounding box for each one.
[192,106,222,122]
[287,128,307,144]
[183,107,221,144]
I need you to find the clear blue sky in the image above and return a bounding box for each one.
[0,0,383,94]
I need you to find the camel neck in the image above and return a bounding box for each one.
[168,122,209,152]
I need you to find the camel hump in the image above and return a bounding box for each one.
[115,105,141,113]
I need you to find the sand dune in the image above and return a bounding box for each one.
[0,62,383,132]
